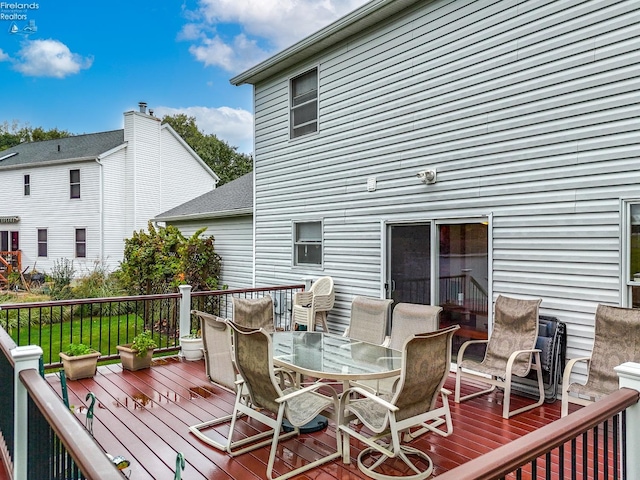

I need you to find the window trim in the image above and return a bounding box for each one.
[292,220,323,268]
[289,66,319,140]
[24,174,30,196]
[37,228,48,258]
[75,228,86,258]
[622,199,640,307]
[70,169,81,199]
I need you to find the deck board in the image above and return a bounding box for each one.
[46,356,582,479]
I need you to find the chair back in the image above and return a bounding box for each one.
[232,296,275,332]
[483,295,541,376]
[193,310,237,392]
[227,320,281,413]
[578,304,640,397]
[388,303,443,351]
[348,296,394,345]
[392,325,459,422]
[309,276,335,312]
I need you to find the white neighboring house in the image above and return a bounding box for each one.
[0,103,219,278]
[154,172,254,290]
[230,0,640,383]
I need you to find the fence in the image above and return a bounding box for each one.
[0,284,304,369]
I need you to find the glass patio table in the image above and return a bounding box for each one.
[272,331,402,383]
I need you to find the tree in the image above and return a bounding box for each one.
[161,114,252,185]
[119,222,221,295]
[0,121,71,151]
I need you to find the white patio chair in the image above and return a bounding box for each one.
[454,295,544,419]
[561,304,640,417]
[339,325,459,480]
[292,276,335,332]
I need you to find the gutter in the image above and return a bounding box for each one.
[154,208,253,223]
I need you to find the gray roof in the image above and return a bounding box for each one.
[0,130,125,168]
[155,172,253,221]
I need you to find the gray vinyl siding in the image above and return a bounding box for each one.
[166,216,254,290]
[249,0,640,367]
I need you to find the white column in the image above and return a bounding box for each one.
[615,361,640,480]
[11,345,43,480]
[179,284,192,343]
[302,276,314,290]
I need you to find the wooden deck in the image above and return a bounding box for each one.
[45,356,566,479]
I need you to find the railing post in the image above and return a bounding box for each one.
[615,361,640,480]
[179,284,192,338]
[11,345,43,480]
[302,276,314,291]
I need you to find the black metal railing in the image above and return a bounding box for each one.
[436,388,639,479]
[0,285,304,369]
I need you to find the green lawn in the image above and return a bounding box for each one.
[13,314,167,366]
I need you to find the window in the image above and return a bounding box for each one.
[24,175,30,196]
[75,228,86,258]
[294,221,322,266]
[626,202,640,308]
[37,229,47,257]
[290,68,318,139]
[70,169,80,199]
[0,231,7,251]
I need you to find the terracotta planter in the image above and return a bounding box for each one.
[59,351,100,380]
[117,344,154,371]
[180,336,203,361]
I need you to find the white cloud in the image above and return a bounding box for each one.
[186,0,370,72]
[154,105,254,155]
[0,49,9,62]
[13,39,92,78]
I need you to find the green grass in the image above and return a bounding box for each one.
[12,314,169,366]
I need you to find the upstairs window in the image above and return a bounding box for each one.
[293,221,322,266]
[75,228,86,258]
[24,175,30,196]
[70,169,80,199]
[37,229,47,257]
[290,68,318,139]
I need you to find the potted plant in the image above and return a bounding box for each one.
[117,330,157,371]
[59,343,101,380]
[180,328,203,361]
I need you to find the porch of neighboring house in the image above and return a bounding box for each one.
[0,251,20,289]
[43,356,607,480]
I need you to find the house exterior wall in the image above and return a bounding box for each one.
[0,159,102,275]
[248,0,640,368]
[166,215,254,290]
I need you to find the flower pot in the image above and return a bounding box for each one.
[117,344,154,371]
[59,350,100,380]
[180,336,203,361]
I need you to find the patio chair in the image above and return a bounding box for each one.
[188,311,260,451]
[232,295,275,332]
[292,276,335,332]
[226,320,342,480]
[561,304,640,417]
[354,303,443,395]
[344,296,394,345]
[339,325,459,480]
[454,295,544,419]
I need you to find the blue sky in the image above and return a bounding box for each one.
[0,0,368,154]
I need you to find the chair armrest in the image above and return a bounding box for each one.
[341,386,399,412]
[505,348,542,375]
[276,382,338,403]
[381,336,391,348]
[456,339,489,364]
[343,327,350,337]
[562,356,591,391]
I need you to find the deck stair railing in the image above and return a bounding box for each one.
[437,362,640,480]
[0,251,21,289]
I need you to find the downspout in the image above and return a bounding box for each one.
[95,158,104,267]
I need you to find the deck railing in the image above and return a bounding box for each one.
[0,284,304,369]
[437,383,640,479]
[1,327,122,480]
